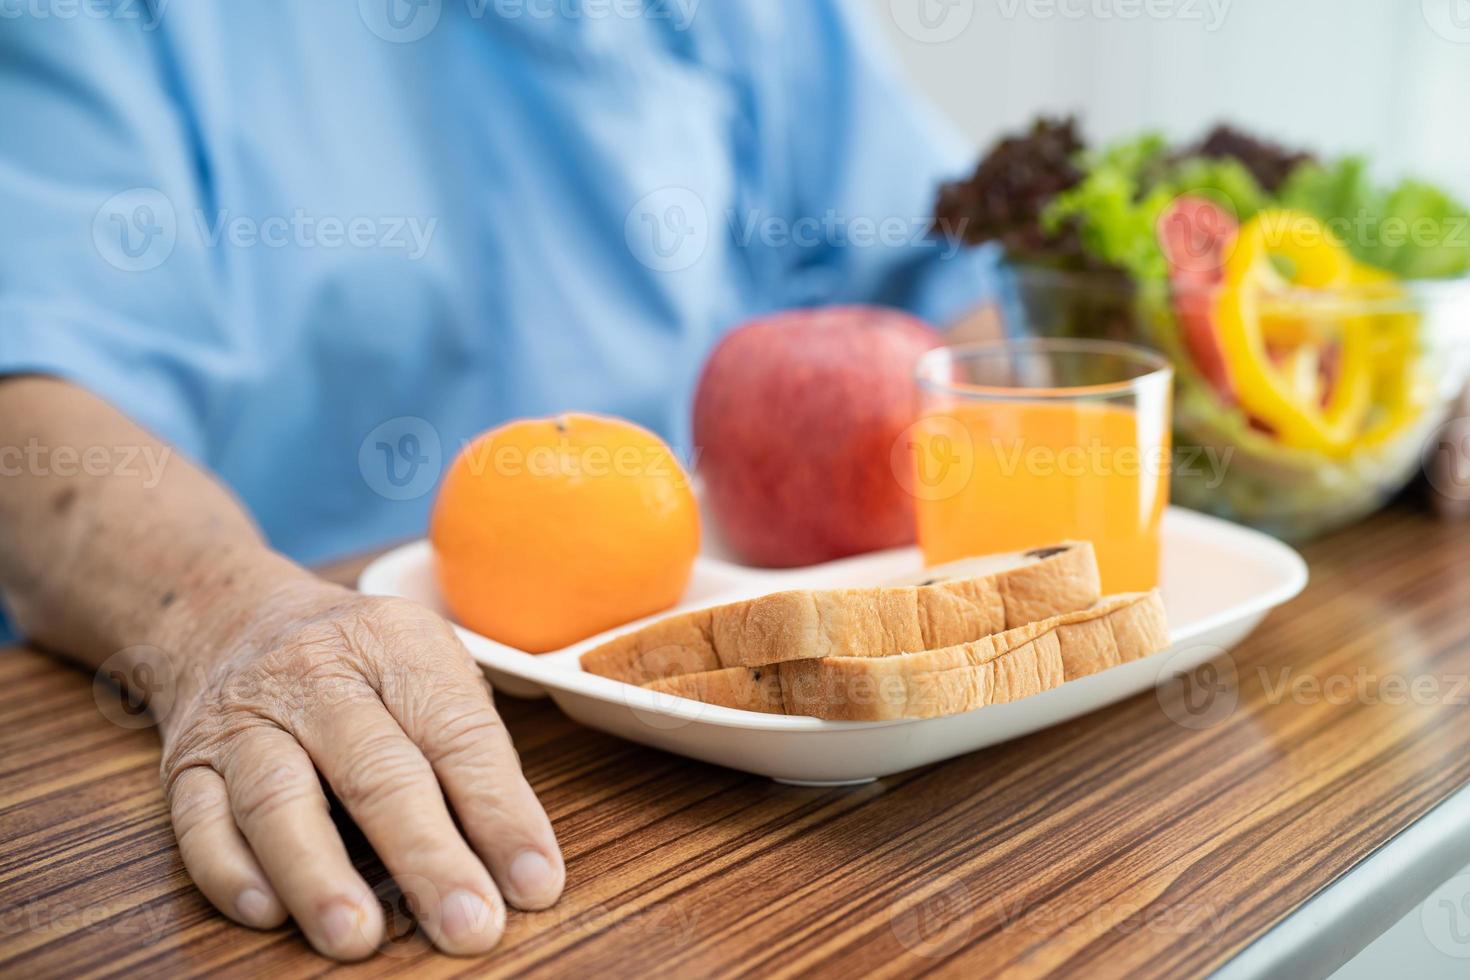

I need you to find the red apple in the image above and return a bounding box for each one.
[693,305,940,567]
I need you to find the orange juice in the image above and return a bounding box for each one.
[911,399,1169,592]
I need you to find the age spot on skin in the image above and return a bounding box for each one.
[51,487,78,515]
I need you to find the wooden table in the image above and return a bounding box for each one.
[3,507,1470,978]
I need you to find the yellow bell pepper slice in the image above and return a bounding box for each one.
[1214,212,1426,456]
[1321,312,1372,442]
[1255,210,1357,347]
[1345,261,1427,447]
[1214,210,1359,452]
[1251,209,1354,286]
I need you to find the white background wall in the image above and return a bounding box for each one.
[871,0,1470,199]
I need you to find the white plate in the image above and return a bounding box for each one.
[359,507,1306,785]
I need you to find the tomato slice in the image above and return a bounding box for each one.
[1157,195,1238,401]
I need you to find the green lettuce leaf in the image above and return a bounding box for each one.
[1281,159,1470,279]
[1041,135,1268,284]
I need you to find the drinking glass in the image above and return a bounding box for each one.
[909,338,1173,592]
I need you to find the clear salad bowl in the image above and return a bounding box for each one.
[1001,262,1470,540]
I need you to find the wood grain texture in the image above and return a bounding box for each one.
[3,510,1470,978]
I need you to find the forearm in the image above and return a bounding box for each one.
[0,379,562,957]
[0,376,313,667]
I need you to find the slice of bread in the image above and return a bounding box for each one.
[579,543,1101,685]
[644,591,1168,721]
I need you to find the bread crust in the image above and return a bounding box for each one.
[579,543,1101,684]
[646,591,1169,720]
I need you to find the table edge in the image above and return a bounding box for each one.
[1212,780,1470,979]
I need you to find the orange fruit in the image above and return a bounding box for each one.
[430,413,699,653]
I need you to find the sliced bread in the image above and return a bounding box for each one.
[644,590,1168,721]
[579,542,1101,685]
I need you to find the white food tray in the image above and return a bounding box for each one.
[360,507,1307,785]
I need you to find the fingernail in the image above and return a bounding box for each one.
[508,850,559,904]
[320,899,366,951]
[440,889,500,946]
[236,887,274,926]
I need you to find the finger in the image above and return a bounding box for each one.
[380,651,564,911]
[167,766,286,929]
[218,728,383,960]
[296,699,507,955]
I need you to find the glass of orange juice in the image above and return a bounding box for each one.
[909,338,1172,592]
